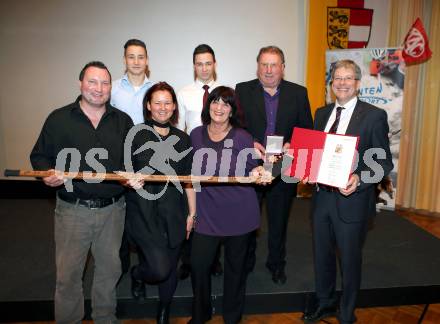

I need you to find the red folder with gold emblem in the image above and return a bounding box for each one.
[284,127,359,188]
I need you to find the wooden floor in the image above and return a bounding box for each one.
[13,211,440,324]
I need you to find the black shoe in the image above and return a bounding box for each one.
[270,268,287,285]
[131,278,146,300]
[301,305,337,323]
[211,260,223,277]
[178,263,191,280]
[130,268,146,301]
[157,301,170,324]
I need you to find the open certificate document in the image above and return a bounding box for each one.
[285,127,359,188]
[316,133,358,188]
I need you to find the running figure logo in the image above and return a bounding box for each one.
[123,124,192,200]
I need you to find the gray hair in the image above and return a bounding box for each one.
[331,59,362,80]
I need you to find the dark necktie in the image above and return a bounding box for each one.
[202,85,210,107]
[328,106,344,134]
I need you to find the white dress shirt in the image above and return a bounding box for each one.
[324,96,358,134]
[177,79,219,134]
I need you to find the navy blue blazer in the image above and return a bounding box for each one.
[314,99,394,222]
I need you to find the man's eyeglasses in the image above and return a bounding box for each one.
[333,76,358,82]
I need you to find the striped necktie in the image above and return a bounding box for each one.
[328,106,344,134]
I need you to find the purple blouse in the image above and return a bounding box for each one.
[190,126,260,236]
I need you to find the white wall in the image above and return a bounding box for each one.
[365,0,391,48]
[0,0,307,177]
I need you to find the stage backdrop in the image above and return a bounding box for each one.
[325,48,405,210]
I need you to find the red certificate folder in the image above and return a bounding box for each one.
[284,127,359,188]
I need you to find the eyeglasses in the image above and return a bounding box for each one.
[333,76,358,82]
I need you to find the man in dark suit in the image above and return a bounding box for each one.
[235,46,313,284]
[302,59,393,324]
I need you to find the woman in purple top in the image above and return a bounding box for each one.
[188,86,266,324]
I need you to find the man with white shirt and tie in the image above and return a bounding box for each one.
[302,59,393,324]
[177,44,220,133]
[176,44,222,280]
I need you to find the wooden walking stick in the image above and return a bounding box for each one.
[3,169,271,184]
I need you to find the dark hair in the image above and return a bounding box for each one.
[193,44,216,63]
[143,82,179,125]
[123,38,150,78]
[79,61,111,82]
[193,44,217,81]
[256,45,285,64]
[201,86,241,127]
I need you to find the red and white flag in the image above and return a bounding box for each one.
[402,18,432,65]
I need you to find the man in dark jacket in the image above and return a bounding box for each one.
[302,59,393,324]
[235,45,313,284]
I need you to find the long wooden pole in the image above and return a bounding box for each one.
[4,169,264,184]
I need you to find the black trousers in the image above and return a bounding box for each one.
[190,231,251,324]
[132,240,181,303]
[248,179,297,271]
[312,189,368,323]
[120,195,145,275]
[119,228,146,274]
[180,233,222,269]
